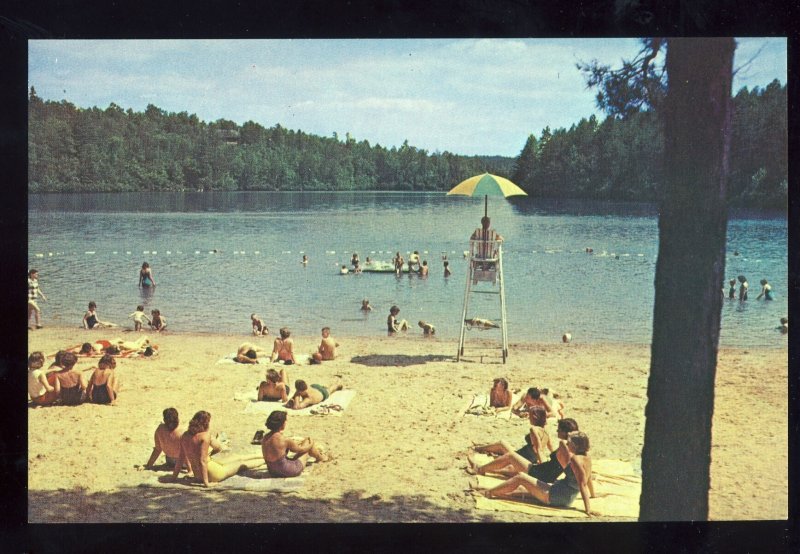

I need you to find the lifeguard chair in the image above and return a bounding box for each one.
[457,236,509,363]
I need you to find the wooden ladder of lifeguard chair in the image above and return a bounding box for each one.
[457,237,509,363]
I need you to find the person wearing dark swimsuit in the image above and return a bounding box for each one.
[479,431,596,516]
[261,411,330,477]
[52,351,84,405]
[86,354,118,405]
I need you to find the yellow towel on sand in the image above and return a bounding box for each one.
[471,458,641,519]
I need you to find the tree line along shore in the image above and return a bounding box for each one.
[28,80,785,208]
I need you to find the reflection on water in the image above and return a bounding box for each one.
[28,192,787,348]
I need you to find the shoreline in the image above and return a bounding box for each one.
[27,326,787,522]
[25,323,788,351]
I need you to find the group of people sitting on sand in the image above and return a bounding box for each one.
[235,326,340,365]
[464,378,597,516]
[81,301,167,332]
[140,407,331,486]
[27,350,121,407]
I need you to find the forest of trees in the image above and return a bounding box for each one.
[511,79,787,208]
[28,81,786,207]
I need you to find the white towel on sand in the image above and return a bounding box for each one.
[244,389,357,416]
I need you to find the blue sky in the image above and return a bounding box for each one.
[28,38,786,157]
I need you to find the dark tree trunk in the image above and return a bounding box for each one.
[640,38,735,521]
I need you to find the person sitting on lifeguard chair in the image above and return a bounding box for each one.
[470,216,504,272]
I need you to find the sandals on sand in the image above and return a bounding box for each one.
[310,404,343,415]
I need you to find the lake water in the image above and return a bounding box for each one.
[28,192,787,348]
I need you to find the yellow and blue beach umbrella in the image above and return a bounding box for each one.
[446,172,528,218]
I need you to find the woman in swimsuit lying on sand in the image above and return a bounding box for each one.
[171,411,264,487]
[261,411,330,477]
[471,431,596,517]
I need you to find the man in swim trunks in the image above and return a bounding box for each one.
[261,411,329,477]
[318,327,339,360]
[286,379,344,409]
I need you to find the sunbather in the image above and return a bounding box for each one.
[142,408,226,470]
[171,410,263,487]
[261,410,330,477]
[270,328,296,364]
[475,431,596,517]
[489,377,513,412]
[85,354,120,405]
[258,368,290,402]
[286,379,343,409]
[236,342,268,364]
[511,387,554,418]
[471,417,579,480]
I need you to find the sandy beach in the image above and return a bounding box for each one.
[27,326,787,523]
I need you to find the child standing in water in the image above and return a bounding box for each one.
[150,309,167,332]
[129,305,151,331]
[443,260,452,277]
[728,279,736,300]
[739,277,749,302]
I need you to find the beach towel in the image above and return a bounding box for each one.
[243,389,357,416]
[138,467,307,492]
[469,458,641,519]
[459,391,522,419]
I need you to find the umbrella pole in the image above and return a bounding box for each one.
[484,195,488,219]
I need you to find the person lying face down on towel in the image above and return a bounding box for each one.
[236,342,268,364]
[170,410,264,487]
[261,410,330,477]
[285,379,344,409]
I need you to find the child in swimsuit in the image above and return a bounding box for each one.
[150,309,167,332]
[129,305,151,331]
[251,313,269,336]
